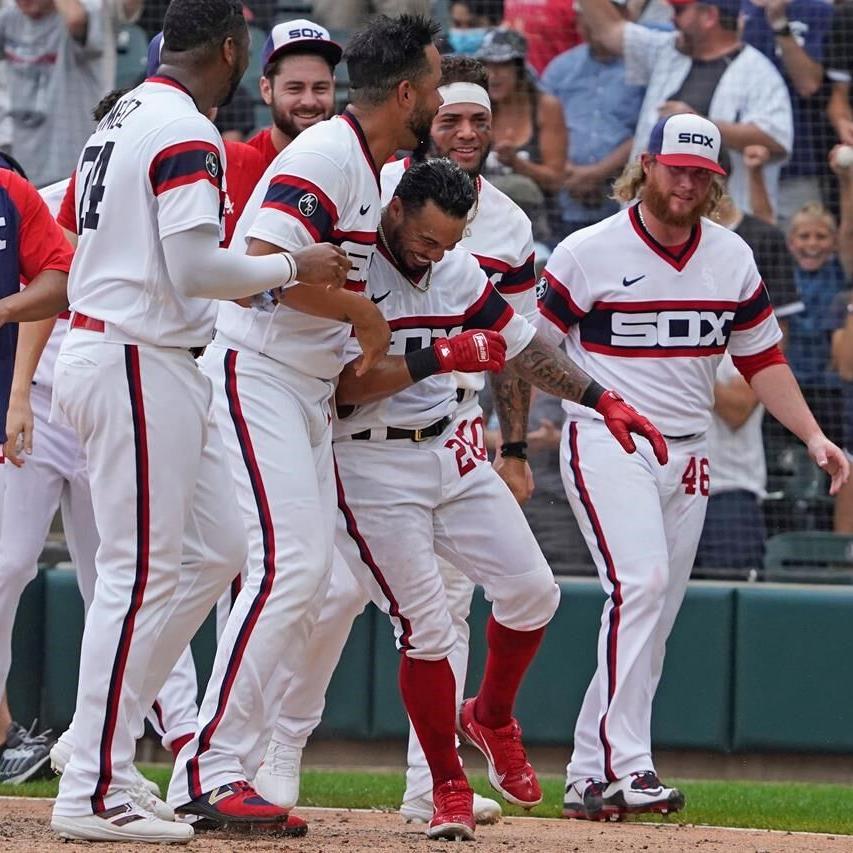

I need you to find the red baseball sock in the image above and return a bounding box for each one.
[474,616,545,729]
[399,656,465,787]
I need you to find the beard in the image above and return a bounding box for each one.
[272,105,331,141]
[642,176,707,229]
[407,103,436,153]
[386,222,428,280]
[428,138,492,177]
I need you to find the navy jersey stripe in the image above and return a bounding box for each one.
[150,141,221,196]
[732,281,773,331]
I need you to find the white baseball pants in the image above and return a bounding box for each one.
[169,342,337,806]
[51,333,246,817]
[561,418,708,782]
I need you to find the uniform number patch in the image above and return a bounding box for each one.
[445,417,487,478]
[682,456,710,497]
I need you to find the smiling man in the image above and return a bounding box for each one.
[536,113,849,821]
[246,19,342,167]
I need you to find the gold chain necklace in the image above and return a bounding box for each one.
[377,222,432,293]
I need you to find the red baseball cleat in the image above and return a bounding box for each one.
[176,780,307,835]
[426,778,475,841]
[458,699,542,808]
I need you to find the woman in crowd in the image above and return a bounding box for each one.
[475,27,566,244]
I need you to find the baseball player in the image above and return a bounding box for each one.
[49,0,349,842]
[0,158,73,784]
[166,13,443,834]
[321,157,666,840]
[536,114,849,821]
[258,56,538,825]
[246,20,341,168]
[0,172,200,813]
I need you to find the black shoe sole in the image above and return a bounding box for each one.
[176,803,307,837]
[601,789,686,818]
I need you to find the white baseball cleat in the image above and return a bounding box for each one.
[600,770,685,818]
[51,802,193,843]
[49,728,172,820]
[400,790,502,825]
[252,740,302,809]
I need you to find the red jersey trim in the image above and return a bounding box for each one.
[628,203,701,272]
[341,110,381,190]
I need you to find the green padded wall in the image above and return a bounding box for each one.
[652,582,734,750]
[42,568,85,731]
[733,585,853,752]
[7,570,46,726]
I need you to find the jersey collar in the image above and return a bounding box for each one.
[341,109,381,191]
[146,75,198,107]
[628,203,701,272]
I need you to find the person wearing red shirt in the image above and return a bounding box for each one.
[503,0,581,75]
[246,19,342,168]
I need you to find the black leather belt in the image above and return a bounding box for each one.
[351,415,452,443]
[663,432,702,441]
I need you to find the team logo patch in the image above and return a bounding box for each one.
[535,275,548,300]
[298,193,319,217]
[473,332,489,363]
[205,152,219,178]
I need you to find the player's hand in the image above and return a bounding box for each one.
[806,433,850,496]
[829,144,853,177]
[290,244,352,289]
[4,392,34,468]
[836,119,853,148]
[493,454,534,505]
[596,389,669,465]
[434,330,506,374]
[350,300,391,377]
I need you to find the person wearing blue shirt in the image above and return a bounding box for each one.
[540,0,644,236]
[740,0,835,222]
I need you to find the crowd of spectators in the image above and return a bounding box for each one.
[0,0,851,573]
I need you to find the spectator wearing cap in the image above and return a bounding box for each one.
[475,27,567,245]
[503,0,582,76]
[541,0,644,235]
[445,0,502,55]
[578,0,793,216]
[741,0,835,223]
[245,19,342,168]
[311,0,430,32]
[0,0,109,187]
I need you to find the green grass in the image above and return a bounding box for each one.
[5,767,853,836]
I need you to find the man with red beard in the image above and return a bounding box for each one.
[246,20,341,168]
[536,113,849,822]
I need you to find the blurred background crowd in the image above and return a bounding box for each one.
[1,0,852,582]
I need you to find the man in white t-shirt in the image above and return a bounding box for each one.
[578,0,793,216]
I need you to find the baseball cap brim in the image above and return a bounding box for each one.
[265,38,342,68]
[656,152,726,175]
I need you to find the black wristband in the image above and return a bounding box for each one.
[772,21,792,37]
[405,346,442,383]
[500,441,528,461]
[580,379,606,409]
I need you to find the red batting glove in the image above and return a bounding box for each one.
[596,390,669,465]
[434,330,507,373]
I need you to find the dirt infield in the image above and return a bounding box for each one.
[0,798,850,852]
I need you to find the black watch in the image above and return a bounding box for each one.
[500,441,528,461]
[772,20,792,37]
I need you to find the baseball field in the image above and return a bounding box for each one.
[2,766,852,851]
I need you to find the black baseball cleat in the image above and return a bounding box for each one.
[176,780,307,835]
[600,770,685,818]
[562,778,607,820]
[0,720,55,784]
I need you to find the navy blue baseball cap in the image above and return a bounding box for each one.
[147,32,164,77]
[648,113,726,174]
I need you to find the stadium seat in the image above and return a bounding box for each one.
[763,531,853,584]
[115,24,149,90]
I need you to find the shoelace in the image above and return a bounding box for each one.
[266,744,300,776]
[435,783,472,817]
[489,721,531,775]
[586,780,606,798]
[631,771,663,790]
[9,720,53,748]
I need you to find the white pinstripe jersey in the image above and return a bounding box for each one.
[380,157,537,394]
[335,243,535,437]
[67,77,226,348]
[534,206,782,436]
[216,111,381,381]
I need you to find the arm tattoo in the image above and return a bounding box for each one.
[508,332,593,403]
[490,369,531,442]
